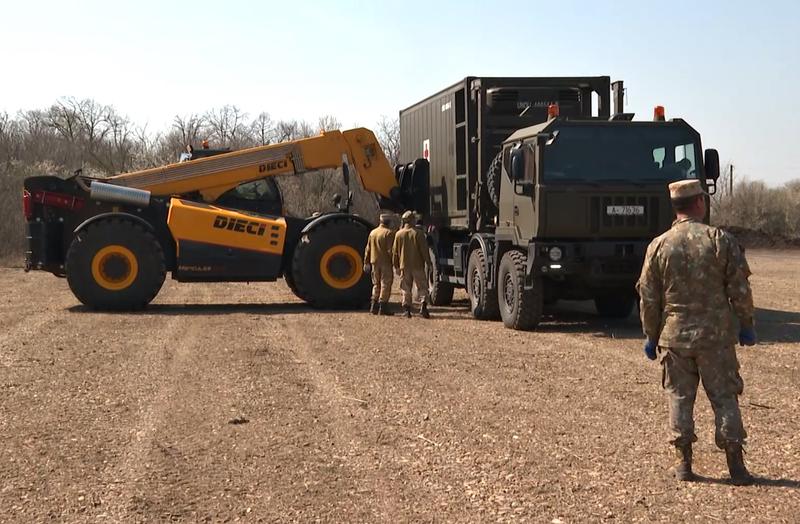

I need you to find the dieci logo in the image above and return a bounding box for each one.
[213,215,267,236]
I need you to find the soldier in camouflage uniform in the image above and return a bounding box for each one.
[364,213,396,316]
[393,211,432,318]
[637,179,757,485]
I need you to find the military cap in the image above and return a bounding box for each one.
[379,212,394,222]
[669,179,707,199]
[401,210,416,222]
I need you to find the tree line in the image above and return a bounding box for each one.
[710,165,800,239]
[0,98,400,177]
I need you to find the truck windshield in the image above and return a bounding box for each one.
[543,125,701,183]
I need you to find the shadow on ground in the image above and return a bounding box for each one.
[431,298,643,339]
[693,475,800,489]
[754,307,800,344]
[67,302,349,316]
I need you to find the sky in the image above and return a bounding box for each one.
[1,0,798,184]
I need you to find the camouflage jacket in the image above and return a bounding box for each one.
[364,224,395,266]
[636,217,754,348]
[392,225,431,270]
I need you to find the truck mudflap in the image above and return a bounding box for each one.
[25,220,66,276]
[526,240,648,289]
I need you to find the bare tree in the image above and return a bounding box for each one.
[317,114,341,133]
[172,114,206,148]
[251,112,275,146]
[274,119,315,142]
[376,115,400,166]
[205,105,251,149]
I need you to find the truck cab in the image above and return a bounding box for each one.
[496,116,720,323]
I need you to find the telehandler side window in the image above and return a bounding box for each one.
[214,177,283,216]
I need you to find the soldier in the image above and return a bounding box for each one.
[393,211,432,318]
[364,213,396,316]
[637,179,757,486]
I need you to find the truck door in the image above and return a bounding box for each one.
[510,142,537,244]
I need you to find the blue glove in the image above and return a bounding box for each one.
[739,327,757,346]
[644,339,657,360]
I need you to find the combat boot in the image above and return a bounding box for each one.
[419,302,431,319]
[403,305,412,318]
[725,443,754,486]
[378,302,394,316]
[369,301,378,315]
[672,444,695,481]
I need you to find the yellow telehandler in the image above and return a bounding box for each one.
[22,128,428,309]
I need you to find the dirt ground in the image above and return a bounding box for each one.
[1,250,798,523]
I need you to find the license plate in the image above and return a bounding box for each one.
[606,205,644,216]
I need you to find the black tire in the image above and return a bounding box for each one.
[291,218,371,309]
[65,219,166,310]
[594,295,635,318]
[466,248,499,320]
[486,151,503,208]
[498,250,543,330]
[284,267,308,301]
[427,246,454,306]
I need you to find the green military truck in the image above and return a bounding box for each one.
[397,76,720,330]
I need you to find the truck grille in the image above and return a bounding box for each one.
[590,195,660,233]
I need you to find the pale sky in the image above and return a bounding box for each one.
[1,0,798,184]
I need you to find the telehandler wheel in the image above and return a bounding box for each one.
[291,218,371,309]
[594,295,635,319]
[466,248,500,320]
[65,219,166,310]
[486,151,503,208]
[283,267,308,301]
[427,246,454,306]
[498,250,543,330]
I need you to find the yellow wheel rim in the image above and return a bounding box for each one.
[91,245,139,291]
[319,245,363,290]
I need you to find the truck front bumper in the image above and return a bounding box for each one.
[526,240,648,291]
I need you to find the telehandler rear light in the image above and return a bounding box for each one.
[30,190,85,213]
[654,105,666,121]
[548,103,560,119]
[23,190,33,220]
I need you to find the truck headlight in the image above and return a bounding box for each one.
[548,246,563,262]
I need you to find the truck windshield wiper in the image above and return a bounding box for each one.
[548,178,602,187]
[602,178,647,187]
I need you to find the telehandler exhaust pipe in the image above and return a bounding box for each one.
[89,181,151,207]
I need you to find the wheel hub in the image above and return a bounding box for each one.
[503,272,515,308]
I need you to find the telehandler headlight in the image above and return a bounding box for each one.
[549,246,563,262]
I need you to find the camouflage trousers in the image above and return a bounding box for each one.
[399,268,429,308]
[660,345,746,448]
[370,261,393,302]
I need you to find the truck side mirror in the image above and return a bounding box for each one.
[704,149,720,181]
[511,148,525,181]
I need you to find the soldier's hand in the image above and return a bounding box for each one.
[738,327,757,346]
[363,263,372,274]
[643,339,658,360]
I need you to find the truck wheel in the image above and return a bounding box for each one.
[498,250,543,330]
[486,151,503,208]
[594,295,635,318]
[466,249,499,320]
[427,246,454,306]
[65,219,166,310]
[291,218,371,309]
